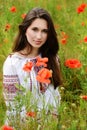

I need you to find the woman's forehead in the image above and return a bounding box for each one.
[30,18,48,29]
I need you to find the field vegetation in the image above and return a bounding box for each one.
[0,0,87,129]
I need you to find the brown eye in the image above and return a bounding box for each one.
[42,29,48,33]
[32,27,38,31]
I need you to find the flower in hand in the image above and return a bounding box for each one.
[36,68,52,84]
[23,61,33,72]
[36,57,48,67]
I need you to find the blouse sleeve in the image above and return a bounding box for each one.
[3,55,20,107]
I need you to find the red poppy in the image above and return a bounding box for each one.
[2,125,14,130]
[77,6,84,13]
[10,6,17,12]
[36,57,48,67]
[77,3,87,14]
[61,32,68,39]
[78,40,83,44]
[61,38,67,44]
[80,3,87,9]
[80,95,87,101]
[60,32,68,45]
[84,36,87,43]
[23,61,33,72]
[81,22,85,26]
[21,13,26,19]
[64,59,82,69]
[36,68,52,83]
[5,24,11,31]
[56,5,62,10]
[26,111,36,118]
[54,24,59,29]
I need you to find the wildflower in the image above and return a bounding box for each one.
[78,40,83,44]
[21,13,26,19]
[36,68,52,83]
[26,111,36,118]
[80,3,87,9]
[2,125,14,130]
[60,87,65,90]
[54,24,59,29]
[3,38,9,43]
[60,32,68,44]
[36,57,48,67]
[56,5,62,10]
[77,3,87,14]
[5,24,11,31]
[77,6,84,13]
[84,36,87,43]
[23,61,33,72]
[61,38,67,44]
[71,103,76,108]
[81,22,85,26]
[61,125,67,129]
[64,59,82,69]
[80,95,87,101]
[63,107,67,112]
[10,6,17,12]
[61,31,68,39]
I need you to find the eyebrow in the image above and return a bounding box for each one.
[42,29,48,31]
[32,27,48,30]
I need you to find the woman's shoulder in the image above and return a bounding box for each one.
[4,52,25,62]
[3,52,24,68]
[3,52,27,74]
[3,53,17,74]
[4,53,18,64]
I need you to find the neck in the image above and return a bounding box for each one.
[19,48,39,58]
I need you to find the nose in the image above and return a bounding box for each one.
[36,32,42,39]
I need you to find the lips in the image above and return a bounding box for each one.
[35,40,42,44]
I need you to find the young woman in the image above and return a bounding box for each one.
[3,7,62,124]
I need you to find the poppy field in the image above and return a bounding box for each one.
[0,0,87,129]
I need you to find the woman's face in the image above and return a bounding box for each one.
[25,18,48,50]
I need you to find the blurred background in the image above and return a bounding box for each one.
[0,0,87,129]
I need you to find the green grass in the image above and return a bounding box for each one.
[0,0,87,129]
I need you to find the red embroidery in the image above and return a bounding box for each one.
[3,75,20,93]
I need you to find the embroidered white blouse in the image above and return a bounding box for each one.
[3,53,61,117]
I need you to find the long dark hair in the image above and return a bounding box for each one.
[12,7,62,89]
